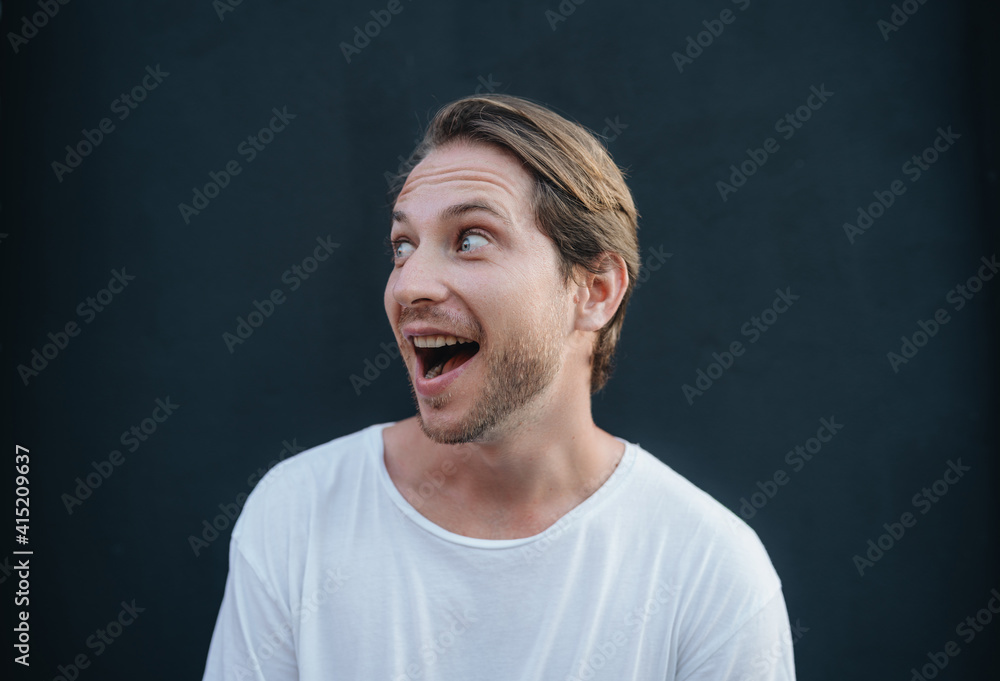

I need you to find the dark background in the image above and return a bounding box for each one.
[2,0,997,678]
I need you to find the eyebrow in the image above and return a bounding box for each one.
[391,200,513,229]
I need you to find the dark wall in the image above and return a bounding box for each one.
[2,0,997,678]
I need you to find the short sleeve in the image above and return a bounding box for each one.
[678,588,796,681]
[201,537,299,681]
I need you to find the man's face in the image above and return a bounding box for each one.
[385,140,574,444]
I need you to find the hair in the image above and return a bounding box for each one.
[387,93,641,394]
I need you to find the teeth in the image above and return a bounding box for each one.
[413,334,475,348]
[412,333,478,380]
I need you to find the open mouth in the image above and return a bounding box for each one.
[413,335,481,380]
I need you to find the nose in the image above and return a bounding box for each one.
[389,244,449,308]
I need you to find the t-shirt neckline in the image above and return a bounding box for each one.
[370,421,637,549]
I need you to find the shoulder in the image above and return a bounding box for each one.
[620,442,789,668]
[228,423,388,579]
[623,441,783,600]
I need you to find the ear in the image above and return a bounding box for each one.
[573,253,629,333]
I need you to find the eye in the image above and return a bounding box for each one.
[392,240,414,260]
[459,232,489,253]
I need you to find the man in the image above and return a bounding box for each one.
[202,94,797,680]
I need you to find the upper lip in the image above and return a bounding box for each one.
[400,325,477,343]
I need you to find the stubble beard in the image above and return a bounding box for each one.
[408,315,564,445]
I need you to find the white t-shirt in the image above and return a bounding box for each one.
[202,422,796,681]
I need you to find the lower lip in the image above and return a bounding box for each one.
[414,348,479,398]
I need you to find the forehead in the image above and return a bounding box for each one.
[392,141,535,224]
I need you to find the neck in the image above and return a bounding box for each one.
[388,381,624,519]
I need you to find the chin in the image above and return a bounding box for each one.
[413,395,499,445]
[416,405,477,444]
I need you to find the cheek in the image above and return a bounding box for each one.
[479,276,562,336]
